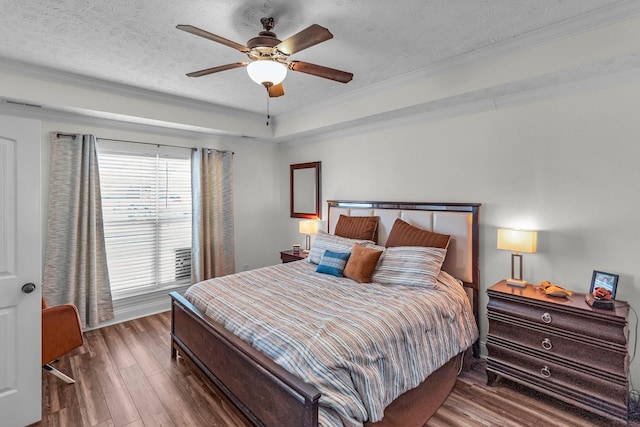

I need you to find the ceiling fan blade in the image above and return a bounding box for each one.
[268,83,284,97]
[186,62,248,77]
[275,24,333,55]
[289,61,353,83]
[177,24,249,53]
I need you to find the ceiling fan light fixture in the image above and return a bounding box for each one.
[247,60,287,87]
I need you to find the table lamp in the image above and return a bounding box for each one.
[299,220,319,253]
[497,228,538,287]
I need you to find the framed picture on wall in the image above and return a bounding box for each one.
[589,270,619,300]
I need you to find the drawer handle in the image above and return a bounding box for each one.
[540,366,551,378]
[541,312,552,323]
[541,338,552,350]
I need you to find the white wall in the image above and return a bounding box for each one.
[278,80,640,386]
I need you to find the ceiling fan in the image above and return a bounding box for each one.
[177,17,353,97]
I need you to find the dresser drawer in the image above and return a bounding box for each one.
[487,343,628,422]
[488,318,628,378]
[487,296,627,346]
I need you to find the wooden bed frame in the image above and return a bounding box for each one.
[170,200,480,427]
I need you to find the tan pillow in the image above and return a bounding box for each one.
[385,218,450,249]
[334,215,379,242]
[343,243,384,283]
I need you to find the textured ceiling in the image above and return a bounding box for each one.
[0,0,626,117]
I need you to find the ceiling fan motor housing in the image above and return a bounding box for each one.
[247,36,283,61]
[247,32,279,50]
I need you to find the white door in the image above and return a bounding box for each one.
[0,115,42,426]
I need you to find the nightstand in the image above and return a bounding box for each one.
[280,250,308,263]
[486,280,629,425]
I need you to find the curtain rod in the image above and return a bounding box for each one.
[99,138,234,155]
[56,132,77,139]
[98,137,194,150]
[55,134,233,154]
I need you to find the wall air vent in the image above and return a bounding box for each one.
[175,248,192,280]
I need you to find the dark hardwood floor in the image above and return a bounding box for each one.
[31,312,638,427]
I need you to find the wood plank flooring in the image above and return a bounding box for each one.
[30,312,638,427]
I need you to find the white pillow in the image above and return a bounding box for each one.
[371,246,447,288]
[307,230,374,264]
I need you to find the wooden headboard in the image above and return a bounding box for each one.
[327,200,481,346]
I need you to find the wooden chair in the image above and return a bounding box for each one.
[42,298,84,383]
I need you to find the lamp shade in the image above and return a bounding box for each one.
[299,220,319,235]
[497,228,537,253]
[246,60,287,86]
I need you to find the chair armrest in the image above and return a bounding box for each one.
[42,304,84,365]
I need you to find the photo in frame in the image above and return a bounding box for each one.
[589,270,619,300]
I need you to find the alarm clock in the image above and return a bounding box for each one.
[585,293,615,310]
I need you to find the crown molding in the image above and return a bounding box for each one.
[279,0,640,124]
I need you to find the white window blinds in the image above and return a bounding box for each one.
[98,141,192,298]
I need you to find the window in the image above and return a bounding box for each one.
[98,141,192,298]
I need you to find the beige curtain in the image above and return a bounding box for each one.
[191,148,235,283]
[43,133,113,328]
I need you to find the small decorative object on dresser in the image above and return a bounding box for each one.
[486,280,629,425]
[539,280,572,298]
[280,250,307,263]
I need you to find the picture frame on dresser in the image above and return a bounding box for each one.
[590,270,619,299]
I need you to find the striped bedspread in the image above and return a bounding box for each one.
[184,260,478,427]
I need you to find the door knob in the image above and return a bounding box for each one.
[21,283,36,294]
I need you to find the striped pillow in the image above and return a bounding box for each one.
[371,246,446,288]
[307,230,374,264]
[316,250,351,277]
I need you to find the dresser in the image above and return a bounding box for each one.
[486,280,629,424]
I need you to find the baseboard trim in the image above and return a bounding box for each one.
[86,284,191,331]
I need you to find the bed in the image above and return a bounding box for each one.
[170,200,481,427]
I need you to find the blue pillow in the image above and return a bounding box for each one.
[316,250,351,277]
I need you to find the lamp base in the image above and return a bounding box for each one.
[305,234,311,253]
[506,278,528,287]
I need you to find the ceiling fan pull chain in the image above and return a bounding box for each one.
[266,88,270,126]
